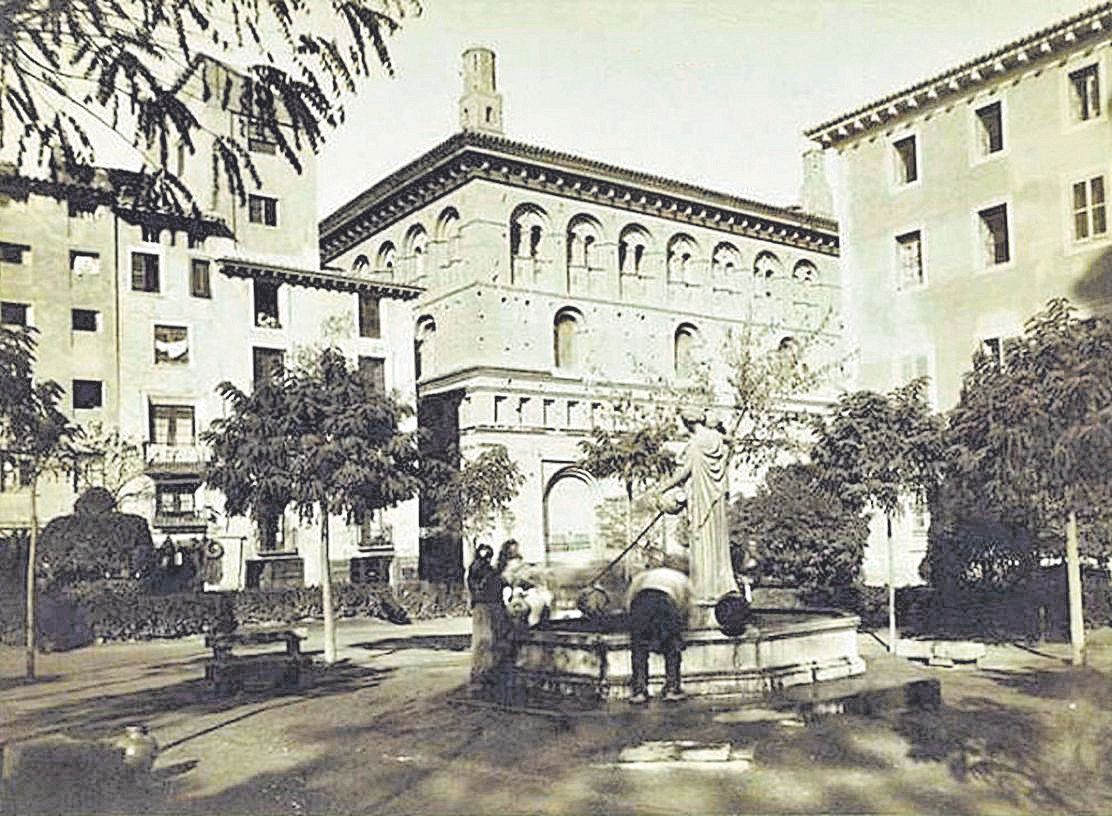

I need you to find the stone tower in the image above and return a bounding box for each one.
[459,47,504,135]
[798,145,833,217]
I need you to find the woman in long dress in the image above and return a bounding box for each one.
[467,544,509,687]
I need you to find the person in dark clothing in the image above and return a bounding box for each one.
[626,566,693,704]
[467,544,510,689]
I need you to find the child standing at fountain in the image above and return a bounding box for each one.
[626,566,693,704]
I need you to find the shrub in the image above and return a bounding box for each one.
[38,487,156,589]
[0,579,477,646]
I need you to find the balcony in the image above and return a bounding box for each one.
[153,511,207,533]
[144,442,207,477]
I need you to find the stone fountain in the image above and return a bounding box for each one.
[506,408,865,706]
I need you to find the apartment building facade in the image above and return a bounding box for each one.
[321,49,843,580]
[805,3,1112,584]
[0,62,422,589]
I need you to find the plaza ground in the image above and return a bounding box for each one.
[3,618,1112,815]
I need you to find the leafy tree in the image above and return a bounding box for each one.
[0,325,79,678]
[425,444,524,562]
[204,347,422,663]
[810,378,945,650]
[943,299,1112,662]
[72,422,150,505]
[1,0,415,214]
[728,463,868,593]
[577,394,676,552]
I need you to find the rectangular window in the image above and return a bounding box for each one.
[69,251,100,276]
[1,302,29,326]
[190,259,211,298]
[246,119,278,154]
[131,252,160,292]
[975,101,1004,155]
[248,194,278,226]
[141,224,161,243]
[493,395,508,425]
[0,242,29,263]
[893,135,918,184]
[0,460,32,492]
[73,379,103,409]
[1072,176,1107,241]
[358,356,386,396]
[896,230,924,289]
[71,309,98,332]
[978,204,1010,266]
[149,404,195,446]
[252,346,284,388]
[1069,64,1101,122]
[154,325,189,365]
[254,280,281,328]
[358,292,381,338]
[156,483,197,516]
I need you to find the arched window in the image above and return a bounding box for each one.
[566,214,603,269]
[414,315,437,381]
[618,224,651,276]
[435,207,462,265]
[711,242,741,286]
[753,250,782,297]
[792,260,818,283]
[376,241,396,275]
[509,203,549,258]
[674,323,700,378]
[352,254,370,273]
[553,307,584,371]
[404,224,428,278]
[666,234,698,285]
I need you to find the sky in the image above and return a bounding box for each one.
[317,0,1098,218]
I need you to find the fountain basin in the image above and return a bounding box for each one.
[510,609,866,704]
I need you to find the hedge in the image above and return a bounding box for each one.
[0,581,470,648]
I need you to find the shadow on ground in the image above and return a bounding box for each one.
[350,634,471,653]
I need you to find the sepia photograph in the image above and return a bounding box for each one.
[1,1,1110,813]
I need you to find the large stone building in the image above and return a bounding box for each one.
[805,3,1112,585]
[0,61,421,588]
[321,49,843,580]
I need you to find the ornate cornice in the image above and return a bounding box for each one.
[805,3,1112,148]
[218,257,423,299]
[320,132,839,263]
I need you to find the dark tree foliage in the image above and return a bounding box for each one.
[423,444,524,549]
[728,464,868,592]
[929,298,1112,589]
[203,347,423,527]
[38,487,156,589]
[809,378,945,520]
[0,0,417,214]
[0,325,75,475]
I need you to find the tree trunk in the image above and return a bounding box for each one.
[25,470,38,680]
[625,484,634,565]
[320,511,337,664]
[887,512,897,654]
[1066,509,1084,666]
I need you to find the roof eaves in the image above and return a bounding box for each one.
[805,2,1112,145]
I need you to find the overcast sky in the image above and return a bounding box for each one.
[318,0,1097,218]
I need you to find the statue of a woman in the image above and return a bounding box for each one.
[656,407,737,606]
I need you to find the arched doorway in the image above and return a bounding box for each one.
[543,468,597,566]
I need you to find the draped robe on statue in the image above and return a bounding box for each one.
[682,423,736,604]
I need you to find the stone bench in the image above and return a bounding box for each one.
[204,628,311,694]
